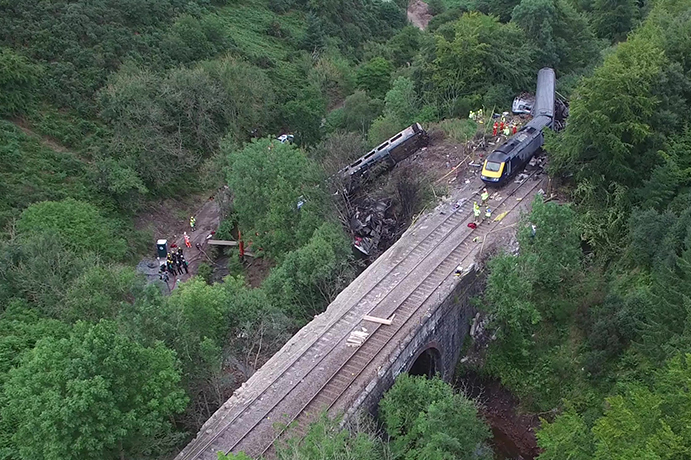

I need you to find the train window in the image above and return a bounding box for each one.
[390,133,403,142]
[364,150,376,159]
[377,142,390,151]
[351,159,362,167]
[485,161,502,172]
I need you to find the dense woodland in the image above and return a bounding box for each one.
[0,0,687,458]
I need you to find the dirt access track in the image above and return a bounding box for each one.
[136,190,224,289]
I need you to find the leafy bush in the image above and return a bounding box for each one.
[16,199,128,262]
[380,375,491,460]
[0,48,42,116]
[2,320,188,460]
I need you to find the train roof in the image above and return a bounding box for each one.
[533,68,556,119]
[525,114,552,131]
[485,123,542,163]
[338,123,423,176]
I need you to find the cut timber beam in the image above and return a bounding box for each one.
[363,314,395,325]
[207,240,239,246]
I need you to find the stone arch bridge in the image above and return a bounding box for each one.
[175,176,544,460]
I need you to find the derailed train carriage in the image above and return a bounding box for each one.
[338,123,429,193]
[481,68,556,185]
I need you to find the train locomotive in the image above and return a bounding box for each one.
[338,123,429,193]
[481,68,556,185]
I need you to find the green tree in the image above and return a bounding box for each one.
[380,375,491,460]
[308,53,356,105]
[225,138,331,259]
[547,34,665,251]
[511,0,600,72]
[592,0,637,42]
[263,222,352,318]
[0,47,41,116]
[426,13,535,117]
[2,320,187,460]
[162,13,233,63]
[62,265,145,323]
[283,87,327,146]
[482,198,582,407]
[201,57,276,142]
[16,198,127,262]
[303,13,326,52]
[428,0,446,15]
[368,115,402,145]
[337,90,383,134]
[356,57,394,99]
[384,76,419,127]
[536,405,595,460]
[275,413,386,460]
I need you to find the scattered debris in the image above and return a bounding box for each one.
[512,93,535,114]
[514,173,530,183]
[350,198,394,256]
[346,328,370,347]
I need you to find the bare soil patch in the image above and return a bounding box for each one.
[407,0,432,30]
[458,371,541,460]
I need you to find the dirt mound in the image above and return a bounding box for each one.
[407,0,432,30]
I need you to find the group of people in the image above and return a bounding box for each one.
[159,247,189,282]
[469,110,519,136]
[493,120,517,137]
[469,109,485,123]
[472,188,492,223]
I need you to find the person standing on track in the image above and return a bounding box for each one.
[481,188,489,205]
[190,216,196,231]
[184,232,191,249]
[473,202,481,223]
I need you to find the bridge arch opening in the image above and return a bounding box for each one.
[408,347,441,378]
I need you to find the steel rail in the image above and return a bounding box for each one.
[248,174,542,457]
[176,183,487,460]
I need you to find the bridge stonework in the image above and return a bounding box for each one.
[344,270,483,421]
[174,176,542,460]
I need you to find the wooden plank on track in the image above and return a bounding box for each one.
[363,314,395,325]
[207,239,239,246]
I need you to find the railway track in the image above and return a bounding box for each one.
[253,173,544,457]
[176,174,541,460]
[175,183,491,460]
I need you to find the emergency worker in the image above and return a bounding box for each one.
[481,188,489,204]
[473,202,481,223]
